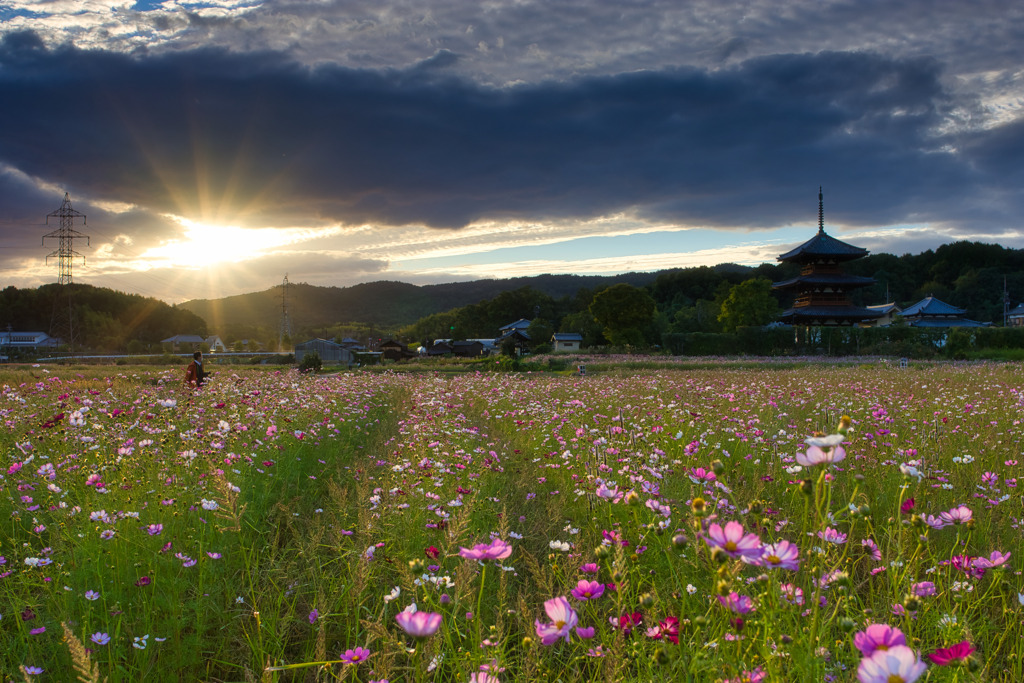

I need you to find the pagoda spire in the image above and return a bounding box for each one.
[818,186,825,234]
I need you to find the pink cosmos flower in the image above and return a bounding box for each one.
[861,538,883,561]
[922,514,947,530]
[609,611,643,635]
[972,550,1011,569]
[575,626,596,639]
[939,505,972,525]
[796,443,846,467]
[469,674,501,683]
[688,467,717,484]
[570,580,605,601]
[926,640,975,665]
[817,527,847,544]
[779,583,804,605]
[717,592,755,614]
[723,668,766,683]
[91,632,111,645]
[854,624,907,657]
[911,581,936,597]
[534,596,578,645]
[395,610,442,638]
[857,645,927,683]
[751,540,800,571]
[579,563,600,574]
[339,647,371,665]
[458,538,512,562]
[704,521,762,560]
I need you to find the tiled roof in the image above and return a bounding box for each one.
[900,296,966,318]
[777,231,870,262]
[773,273,876,289]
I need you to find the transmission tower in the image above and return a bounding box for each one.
[42,193,89,351]
[278,274,292,351]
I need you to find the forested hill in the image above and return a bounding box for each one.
[178,272,660,333]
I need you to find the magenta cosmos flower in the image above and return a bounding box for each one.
[570,580,605,601]
[723,668,765,683]
[854,624,907,657]
[926,640,975,665]
[716,592,755,614]
[458,538,512,562]
[339,647,371,665]
[395,610,442,638]
[857,645,927,683]
[534,596,578,645]
[973,550,1011,569]
[704,521,762,560]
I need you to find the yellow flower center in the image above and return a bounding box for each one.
[767,554,781,564]
[555,620,566,629]
[724,541,737,552]
[886,675,905,683]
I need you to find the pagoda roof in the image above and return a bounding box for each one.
[777,231,870,262]
[777,189,870,263]
[900,295,965,318]
[779,305,884,324]
[773,273,876,290]
[907,318,987,328]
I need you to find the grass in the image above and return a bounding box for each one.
[1,361,1022,681]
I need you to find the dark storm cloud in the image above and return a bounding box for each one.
[0,31,1017,233]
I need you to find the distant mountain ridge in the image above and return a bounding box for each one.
[178,271,667,332]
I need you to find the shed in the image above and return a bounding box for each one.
[294,338,354,364]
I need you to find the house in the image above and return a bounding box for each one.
[294,338,354,365]
[339,337,367,351]
[551,332,583,352]
[861,303,902,327]
[426,341,453,356]
[900,295,987,328]
[0,331,60,350]
[499,319,532,334]
[161,334,207,351]
[452,340,486,357]
[1008,303,1024,327]
[379,339,413,361]
[205,335,227,352]
[496,328,531,355]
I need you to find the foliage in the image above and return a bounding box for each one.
[717,278,780,332]
[589,283,657,347]
[298,350,323,373]
[0,284,207,353]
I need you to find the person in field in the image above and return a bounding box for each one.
[184,350,209,388]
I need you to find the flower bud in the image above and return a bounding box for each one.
[840,617,856,632]
[625,490,639,505]
[710,547,728,565]
[409,558,425,573]
[690,497,707,517]
[595,545,611,560]
[672,533,689,549]
[639,593,655,608]
[748,500,764,515]
[715,579,730,596]
[857,504,871,517]
[711,459,725,476]
[692,616,706,629]
[654,648,670,665]
[801,479,814,496]
[903,595,920,612]
[522,636,533,647]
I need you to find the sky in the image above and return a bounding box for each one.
[1,0,1023,304]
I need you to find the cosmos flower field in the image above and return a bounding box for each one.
[1,362,1022,682]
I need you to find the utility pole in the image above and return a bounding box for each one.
[42,193,89,351]
[278,274,292,351]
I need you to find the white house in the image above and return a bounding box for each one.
[551,332,583,352]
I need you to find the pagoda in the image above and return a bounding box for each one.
[772,189,882,326]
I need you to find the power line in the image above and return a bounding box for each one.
[42,193,89,351]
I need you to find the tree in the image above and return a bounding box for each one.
[559,310,605,347]
[589,284,657,348]
[526,318,555,351]
[717,278,780,332]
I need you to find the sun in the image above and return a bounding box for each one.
[143,216,305,269]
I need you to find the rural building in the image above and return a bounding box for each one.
[294,338,354,364]
[1008,303,1024,327]
[452,340,486,357]
[900,296,987,328]
[862,303,902,327]
[205,335,227,352]
[161,334,207,351]
[379,339,413,361]
[773,189,883,327]
[426,341,453,356]
[498,319,532,334]
[0,330,60,351]
[551,332,583,352]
